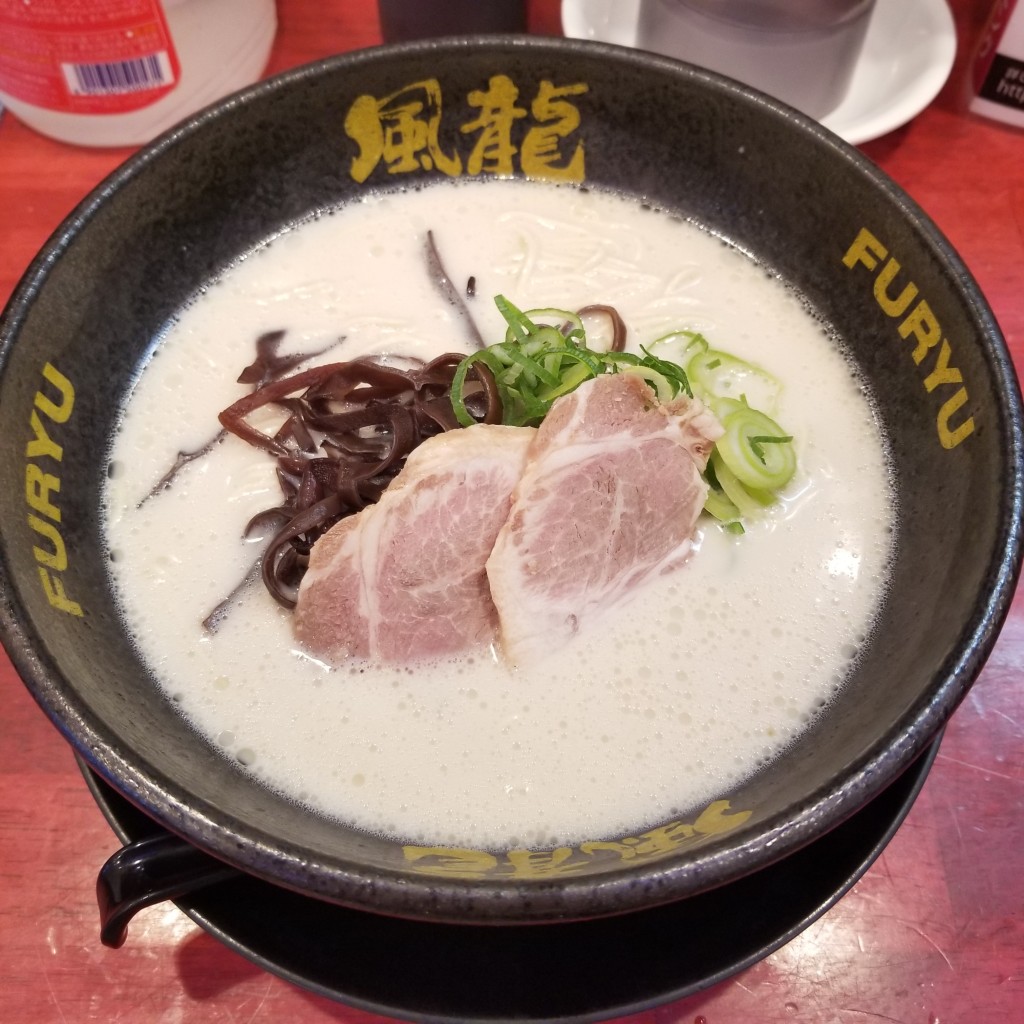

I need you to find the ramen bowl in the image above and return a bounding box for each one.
[1,36,1021,938]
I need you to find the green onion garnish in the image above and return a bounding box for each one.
[450,296,692,428]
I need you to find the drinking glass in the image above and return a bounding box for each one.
[636,0,877,119]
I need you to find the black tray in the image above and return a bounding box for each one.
[81,735,939,1024]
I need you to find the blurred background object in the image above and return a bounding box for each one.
[378,0,526,41]
[969,0,1024,126]
[0,0,277,147]
[635,0,876,119]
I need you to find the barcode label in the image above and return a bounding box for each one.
[61,51,175,97]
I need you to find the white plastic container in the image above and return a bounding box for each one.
[970,0,1024,128]
[0,0,277,147]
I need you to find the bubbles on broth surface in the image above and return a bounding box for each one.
[103,178,895,850]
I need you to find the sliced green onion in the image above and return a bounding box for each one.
[749,434,794,465]
[686,347,781,412]
[651,328,709,356]
[716,407,796,492]
[524,306,585,340]
[537,359,592,403]
[710,450,773,519]
[639,346,693,398]
[703,484,744,526]
[621,365,675,403]
[450,296,693,428]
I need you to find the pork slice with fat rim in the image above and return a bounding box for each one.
[294,423,536,663]
[486,372,723,666]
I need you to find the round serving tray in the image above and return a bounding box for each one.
[81,736,938,1023]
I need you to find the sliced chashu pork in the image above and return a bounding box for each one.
[294,423,535,662]
[486,372,723,666]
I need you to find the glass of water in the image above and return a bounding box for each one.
[636,0,877,120]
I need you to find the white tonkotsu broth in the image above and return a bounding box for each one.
[104,179,893,850]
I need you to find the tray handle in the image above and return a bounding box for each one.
[97,833,239,948]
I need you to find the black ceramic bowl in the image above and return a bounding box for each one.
[1,38,1022,930]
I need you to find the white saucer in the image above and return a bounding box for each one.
[560,0,957,144]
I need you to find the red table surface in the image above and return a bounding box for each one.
[1,1,1021,1022]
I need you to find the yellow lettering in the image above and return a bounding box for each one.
[28,513,67,570]
[344,94,386,183]
[25,362,80,614]
[520,80,587,183]
[845,231,975,449]
[345,75,591,183]
[402,845,498,879]
[461,74,527,176]
[505,847,581,877]
[632,821,701,856]
[25,465,61,522]
[936,387,975,448]
[26,409,63,461]
[872,257,918,317]
[842,227,888,272]
[693,799,753,835]
[898,299,943,365]
[37,567,83,617]
[404,800,755,879]
[922,339,964,393]
[578,837,638,859]
[344,81,462,183]
[35,363,75,423]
